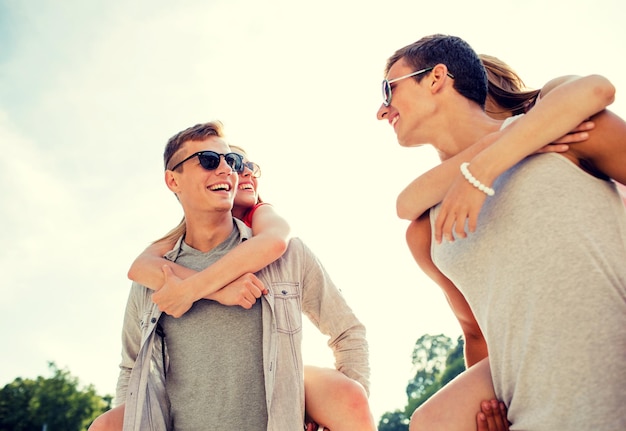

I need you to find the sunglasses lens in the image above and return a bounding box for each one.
[382,81,391,106]
[198,152,221,170]
[225,153,244,173]
[244,162,261,177]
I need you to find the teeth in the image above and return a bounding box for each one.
[209,183,230,191]
[239,184,254,190]
[391,116,398,127]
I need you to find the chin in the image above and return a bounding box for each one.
[398,131,427,148]
[397,135,415,148]
[234,198,256,209]
[217,205,233,214]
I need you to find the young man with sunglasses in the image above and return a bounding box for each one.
[113,121,370,431]
[377,34,626,430]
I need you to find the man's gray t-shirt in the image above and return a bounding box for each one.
[160,226,267,430]
[432,152,626,430]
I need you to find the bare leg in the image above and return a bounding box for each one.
[304,365,377,431]
[409,358,496,431]
[88,404,125,431]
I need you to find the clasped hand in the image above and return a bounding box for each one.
[152,266,267,317]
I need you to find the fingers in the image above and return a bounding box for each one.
[476,400,509,431]
[434,214,444,244]
[498,401,510,431]
[535,143,569,153]
[468,211,478,234]
[477,401,497,431]
[435,179,487,242]
[240,273,268,296]
[571,119,594,132]
[434,207,455,243]
[551,131,588,144]
[232,274,268,309]
[484,400,499,431]
[161,265,173,277]
[453,213,468,239]
[476,412,488,431]
[435,209,470,243]
[551,120,594,145]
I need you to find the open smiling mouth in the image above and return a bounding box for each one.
[209,183,231,191]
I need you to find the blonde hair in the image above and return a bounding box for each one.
[153,217,186,246]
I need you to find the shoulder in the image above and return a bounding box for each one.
[539,75,580,98]
[233,217,253,239]
[128,282,155,311]
[261,237,315,270]
[241,202,272,227]
[280,237,308,259]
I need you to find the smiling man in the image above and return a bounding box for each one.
[376,34,626,431]
[113,121,370,431]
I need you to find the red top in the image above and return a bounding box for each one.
[241,202,270,227]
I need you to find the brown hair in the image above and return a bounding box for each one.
[155,121,227,245]
[481,54,541,117]
[386,34,488,108]
[154,131,263,246]
[163,120,226,171]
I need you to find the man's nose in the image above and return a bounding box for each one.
[376,103,389,121]
[217,156,234,175]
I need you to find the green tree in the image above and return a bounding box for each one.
[378,334,465,431]
[0,377,38,431]
[0,362,111,431]
[378,410,410,431]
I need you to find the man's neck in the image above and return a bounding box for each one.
[183,211,235,253]
[434,105,503,161]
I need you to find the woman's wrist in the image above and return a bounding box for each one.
[460,162,495,196]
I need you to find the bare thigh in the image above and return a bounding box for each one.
[88,404,125,431]
[410,358,496,431]
[304,365,375,431]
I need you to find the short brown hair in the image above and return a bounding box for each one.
[163,121,225,170]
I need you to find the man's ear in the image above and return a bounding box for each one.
[165,170,180,194]
[430,63,452,93]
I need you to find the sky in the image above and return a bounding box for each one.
[1,0,624,423]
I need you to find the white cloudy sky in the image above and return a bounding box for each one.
[1,0,624,421]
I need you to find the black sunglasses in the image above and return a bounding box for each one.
[169,151,244,173]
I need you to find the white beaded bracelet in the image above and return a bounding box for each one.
[460,162,495,196]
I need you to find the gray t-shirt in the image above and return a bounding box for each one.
[160,225,267,431]
[432,152,626,430]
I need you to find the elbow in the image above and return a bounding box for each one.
[589,74,616,109]
[127,264,137,282]
[396,194,414,220]
[269,238,289,260]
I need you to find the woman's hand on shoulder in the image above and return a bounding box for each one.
[434,171,488,244]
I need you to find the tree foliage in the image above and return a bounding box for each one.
[0,362,112,431]
[378,334,465,431]
[378,410,410,431]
